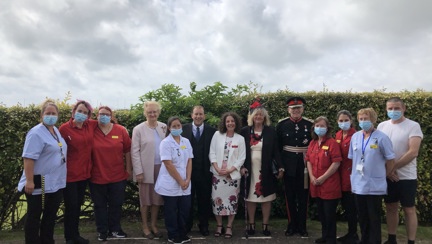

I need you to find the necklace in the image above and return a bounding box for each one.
[250,126,263,141]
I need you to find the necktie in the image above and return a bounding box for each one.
[195,126,201,141]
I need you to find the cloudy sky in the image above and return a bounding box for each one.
[1,0,431,108]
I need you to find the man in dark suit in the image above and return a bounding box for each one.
[182,106,216,236]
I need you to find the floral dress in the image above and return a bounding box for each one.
[211,137,240,215]
[246,131,276,202]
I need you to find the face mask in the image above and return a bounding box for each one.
[43,115,58,126]
[74,112,88,123]
[387,110,402,121]
[170,128,183,137]
[359,121,373,131]
[314,127,327,137]
[99,115,111,125]
[338,121,351,131]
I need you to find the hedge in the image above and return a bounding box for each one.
[0,88,431,230]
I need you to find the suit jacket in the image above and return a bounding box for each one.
[182,123,216,181]
[131,121,167,183]
[240,126,282,198]
[209,131,246,180]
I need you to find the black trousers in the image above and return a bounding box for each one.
[284,168,309,233]
[24,190,63,244]
[340,191,358,235]
[163,195,192,240]
[186,176,212,230]
[316,198,339,244]
[63,180,88,240]
[89,180,126,234]
[355,194,382,244]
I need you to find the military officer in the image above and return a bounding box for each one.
[276,96,313,238]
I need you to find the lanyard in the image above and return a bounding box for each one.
[44,125,66,164]
[361,130,374,160]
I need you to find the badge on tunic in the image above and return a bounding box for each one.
[58,142,62,147]
[180,145,186,149]
[303,139,308,144]
[295,124,299,130]
[112,135,119,139]
[322,145,329,150]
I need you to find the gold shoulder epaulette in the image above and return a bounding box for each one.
[302,117,314,123]
[278,117,290,123]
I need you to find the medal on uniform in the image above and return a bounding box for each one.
[295,124,299,131]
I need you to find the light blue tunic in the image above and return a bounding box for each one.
[18,124,67,195]
[348,129,395,195]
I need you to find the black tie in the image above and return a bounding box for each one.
[195,126,201,141]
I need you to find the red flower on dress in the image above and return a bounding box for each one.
[254,174,263,197]
[228,195,237,203]
[250,134,261,146]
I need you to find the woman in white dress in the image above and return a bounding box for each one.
[240,103,284,236]
[209,112,246,239]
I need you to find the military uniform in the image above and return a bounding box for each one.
[276,97,313,237]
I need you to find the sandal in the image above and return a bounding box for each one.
[247,223,255,235]
[214,225,224,237]
[224,226,233,239]
[142,231,154,239]
[262,223,271,236]
[151,230,163,239]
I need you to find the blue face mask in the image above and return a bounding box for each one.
[359,121,373,131]
[387,110,402,121]
[338,121,351,131]
[314,127,327,137]
[171,128,183,137]
[74,112,88,123]
[43,115,58,126]
[99,115,111,125]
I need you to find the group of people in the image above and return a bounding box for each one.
[18,100,132,244]
[17,96,423,244]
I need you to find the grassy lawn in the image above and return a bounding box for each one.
[1,217,431,243]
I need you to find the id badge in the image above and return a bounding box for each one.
[356,163,364,172]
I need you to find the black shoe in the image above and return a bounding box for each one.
[383,240,398,244]
[247,223,255,235]
[299,230,309,238]
[97,232,108,241]
[170,237,183,244]
[181,235,191,243]
[342,234,360,244]
[66,240,75,244]
[74,236,90,244]
[338,233,358,242]
[198,224,209,236]
[337,233,349,242]
[262,224,271,236]
[285,228,296,236]
[109,230,127,238]
[315,237,327,243]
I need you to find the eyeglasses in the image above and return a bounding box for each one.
[99,113,111,116]
[176,149,181,156]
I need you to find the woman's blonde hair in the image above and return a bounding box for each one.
[40,99,58,117]
[357,108,377,123]
[247,107,271,126]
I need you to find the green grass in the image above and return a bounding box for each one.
[1,218,431,243]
